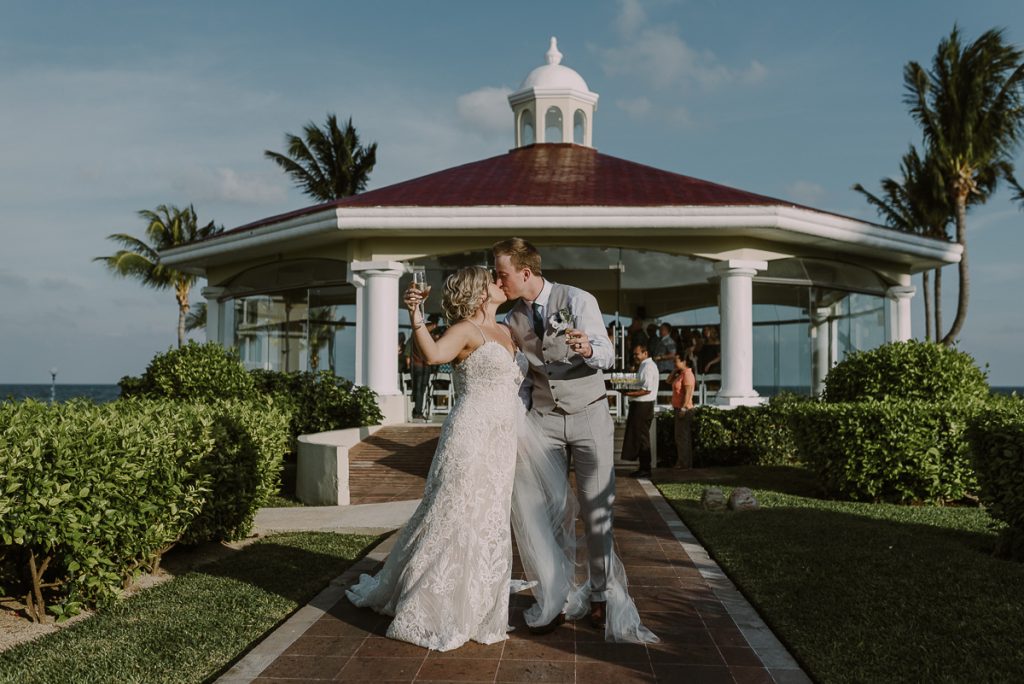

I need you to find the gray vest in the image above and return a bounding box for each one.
[508,283,608,414]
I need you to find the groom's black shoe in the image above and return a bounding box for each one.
[527,612,565,635]
[629,469,652,479]
[589,600,607,629]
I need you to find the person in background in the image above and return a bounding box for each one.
[620,343,659,479]
[651,322,677,374]
[680,329,700,369]
[625,319,648,370]
[407,314,439,420]
[699,325,721,376]
[398,332,409,374]
[668,353,696,469]
[645,323,658,348]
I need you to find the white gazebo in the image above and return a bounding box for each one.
[162,38,961,424]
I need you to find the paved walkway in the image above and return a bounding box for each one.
[221,426,810,683]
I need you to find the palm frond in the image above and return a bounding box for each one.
[264,112,377,202]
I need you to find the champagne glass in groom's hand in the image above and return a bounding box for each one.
[555,308,576,363]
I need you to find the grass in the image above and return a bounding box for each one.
[657,466,1024,683]
[0,532,381,684]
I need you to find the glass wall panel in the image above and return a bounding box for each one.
[307,286,357,380]
[751,304,811,396]
[233,293,308,372]
[833,292,887,363]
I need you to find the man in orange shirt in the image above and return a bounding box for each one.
[669,352,696,468]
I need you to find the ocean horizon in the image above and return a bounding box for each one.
[2,383,1021,405]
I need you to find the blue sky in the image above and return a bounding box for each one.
[1,0,1022,384]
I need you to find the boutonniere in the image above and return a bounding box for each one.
[548,307,575,333]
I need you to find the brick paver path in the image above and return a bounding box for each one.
[250,458,800,682]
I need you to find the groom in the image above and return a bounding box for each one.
[493,238,616,631]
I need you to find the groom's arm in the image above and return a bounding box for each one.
[572,290,614,370]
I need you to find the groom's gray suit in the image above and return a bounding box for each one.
[506,279,616,600]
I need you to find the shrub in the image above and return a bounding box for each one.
[116,374,144,399]
[0,397,289,620]
[181,397,291,544]
[789,400,980,503]
[139,341,257,401]
[966,397,1024,560]
[250,369,384,437]
[822,340,988,404]
[0,399,210,620]
[131,344,382,437]
[655,393,807,467]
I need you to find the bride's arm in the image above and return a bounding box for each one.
[405,295,474,364]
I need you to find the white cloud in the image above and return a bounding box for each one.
[172,167,287,205]
[615,0,647,36]
[456,86,514,135]
[664,105,694,127]
[786,181,827,205]
[601,1,767,91]
[616,96,653,119]
[616,96,693,128]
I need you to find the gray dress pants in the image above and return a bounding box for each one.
[532,399,616,600]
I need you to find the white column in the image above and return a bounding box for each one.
[810,306,832,396]
[348,260,407,425]
[200,286,226,346]
[713,259,767,407]
[350,272,365,385]
[886,285,916,342]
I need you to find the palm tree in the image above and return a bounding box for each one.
[96,205,222,347]
[854,146,953,340]
[264,114,377,202]
[904,25,1024,345]
[185,302,207,332]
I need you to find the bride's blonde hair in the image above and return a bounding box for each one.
[442,266,491,323]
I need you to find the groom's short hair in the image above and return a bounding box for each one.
[492,237,542,276]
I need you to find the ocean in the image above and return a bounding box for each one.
[0,384,122,404]
[1,383,1020,405]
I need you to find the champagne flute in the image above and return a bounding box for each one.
[558,308,576,363]
[411,270,431,317]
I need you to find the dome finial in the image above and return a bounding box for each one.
[546,36,562,65]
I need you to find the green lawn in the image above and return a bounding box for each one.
[658,467,1024,683]
[0,532,380,684]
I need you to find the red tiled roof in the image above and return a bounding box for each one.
[338,143,789,208]
[224,144,803,236]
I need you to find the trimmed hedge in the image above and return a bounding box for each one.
[0,398,289,621]
[822,339,989,403]
[789,400,980,504]
[656,394,806,467]
[136,341,258,401]
[966,397,1024,559]
[180,397,291,545]
[121,343,383,438]
[251,369,384,438]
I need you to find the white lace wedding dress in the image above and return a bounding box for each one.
[346,335,524,652]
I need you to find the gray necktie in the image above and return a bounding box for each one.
[532,302,545,337]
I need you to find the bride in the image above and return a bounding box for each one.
[345,266,522,652]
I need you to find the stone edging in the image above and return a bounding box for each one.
[636,479,811,682]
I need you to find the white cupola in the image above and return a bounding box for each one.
[508,37,599,148]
